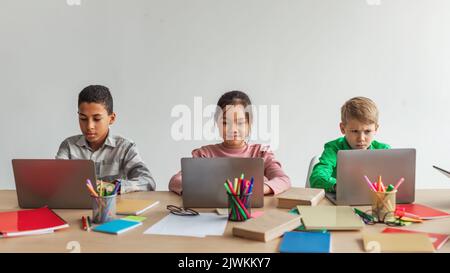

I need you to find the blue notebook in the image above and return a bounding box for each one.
[279,231,331,253]
[93,219,142,235]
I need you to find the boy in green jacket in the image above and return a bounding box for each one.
[309,97,390,192]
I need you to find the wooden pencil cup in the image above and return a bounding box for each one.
[371,190,397,222]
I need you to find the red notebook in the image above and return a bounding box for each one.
[382,227,449,250]
[396,204,450,220]
[0,207,69,237]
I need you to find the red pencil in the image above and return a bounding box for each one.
[81,216,87,231]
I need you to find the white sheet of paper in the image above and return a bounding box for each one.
[143,213,228,238]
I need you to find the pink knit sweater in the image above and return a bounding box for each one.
[169,143,291,195]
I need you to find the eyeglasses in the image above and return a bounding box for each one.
[166,205,199,216]
[356,209,409,227]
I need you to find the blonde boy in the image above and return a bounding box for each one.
[309,97,390,192]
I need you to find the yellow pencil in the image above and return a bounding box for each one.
[86,183,98,197]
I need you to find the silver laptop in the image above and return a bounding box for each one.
[12,159,96,209]
[181,158,264,208]
[326,149,416,205]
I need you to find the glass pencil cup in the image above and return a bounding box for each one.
[91,194,117,224]
[227,193,252,222]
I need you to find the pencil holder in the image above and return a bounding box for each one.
[371,190,396,222]
[227,193,252,222]
[91,194,117,224]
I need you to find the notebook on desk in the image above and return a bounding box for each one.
[116,199,160,215]
[0,207,69,238]
[363,233,434,253]
[382,227,449,250]
[279,231,331,253]
[93,219,142,235]
[396,203,450,220]
[297,206,364,230]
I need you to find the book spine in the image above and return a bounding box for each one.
[232,228,265,242]
[266,217,302,242]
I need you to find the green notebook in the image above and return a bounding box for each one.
[123,216,147,222]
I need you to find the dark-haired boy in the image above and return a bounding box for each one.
[56,85,156,193]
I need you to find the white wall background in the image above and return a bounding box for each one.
[1,0,450,190]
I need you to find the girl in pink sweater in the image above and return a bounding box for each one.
[169,91,291,195]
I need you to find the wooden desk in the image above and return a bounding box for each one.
[1,189,450,253]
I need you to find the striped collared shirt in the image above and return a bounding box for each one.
[56,133,156,193]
